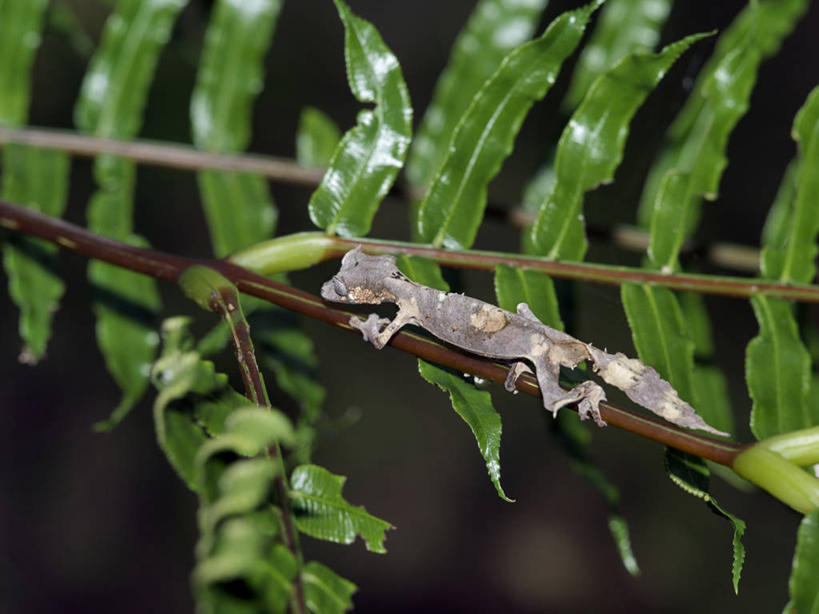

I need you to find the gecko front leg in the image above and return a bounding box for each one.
[350,306,418,350]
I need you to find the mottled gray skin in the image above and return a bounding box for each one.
[322,247,728,436]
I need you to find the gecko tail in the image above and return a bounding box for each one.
[587,348,730,438]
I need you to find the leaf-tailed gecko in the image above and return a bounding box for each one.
[321,247,728,436]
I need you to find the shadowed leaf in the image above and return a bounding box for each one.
[0,1,70,362]
[302,561,356,614]
[666,448,745,592]
[297,107,342,168]
[784,510,819,614]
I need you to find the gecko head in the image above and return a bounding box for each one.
[321,246,400,304]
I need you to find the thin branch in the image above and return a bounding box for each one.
[0,125,763,274]
[207,283,306,614]
[0,198,746,466]
[326,236,819,303]
[0,126,325,186]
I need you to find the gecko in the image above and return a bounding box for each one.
[321,246,728,436]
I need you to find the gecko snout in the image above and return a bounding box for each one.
[332,276,348,297]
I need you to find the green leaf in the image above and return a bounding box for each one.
[0,1,71,362]
[406,0,548,190]
[395,254,449,291]
[307,0,412,237]
[74,0,185,424]
[2,146,70,363]
[302,561,357,614]
[621,284,697,403]
[638,0,808,228]
[530,33,707,261]
[195,518,297,614]
[151,317,245,489]
[563,0,672,109]
[75,0,187,139]
[90,235,161,431]
[494,264,563,330]
[289,464,392,553]
[297,107,342,168]
[766,87,819,285]
[665,448,746,593]
[418,361,513,502]
[747,296,817,439]
[197,169,278,257]
[416,1,601,250]
[0,0,48,124]
[784,510,819,614]
[198,458,279,536]
[760,158,799,269]
[191,0,282,152]
[191,0,282,257]
[196,407,295,472]
[680,293,735,435]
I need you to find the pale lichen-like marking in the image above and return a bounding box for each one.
[470,304,507,333]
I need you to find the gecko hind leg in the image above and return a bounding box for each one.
[531,358,607,426]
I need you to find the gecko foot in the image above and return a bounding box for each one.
[349,314,392,348]
[544,380,607,427]
[574,381,607,427]
[504,361,533,392]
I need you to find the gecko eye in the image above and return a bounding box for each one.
[333,277,348,297]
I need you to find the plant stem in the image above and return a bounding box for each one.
[180,266,307,613]
[1,126,763,274]
[0,126,324,186]
[230,232,819,304]
[0,198,746,465]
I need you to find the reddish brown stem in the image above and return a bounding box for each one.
[0,199,746,465]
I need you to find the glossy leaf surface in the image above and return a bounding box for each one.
[419,360,513,502]
[417,1,601,250]
[302,561,356,614]
[784,510,819,614]
[530,33,707,261]
[297,107,342,168]
[191,0,282,152]
[406,0,548,189]
[665,448,745,592]
[308,0,412,238]
[290,464,392,553]
[563,0,672,109]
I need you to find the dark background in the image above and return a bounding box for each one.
[1,0,817,612]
